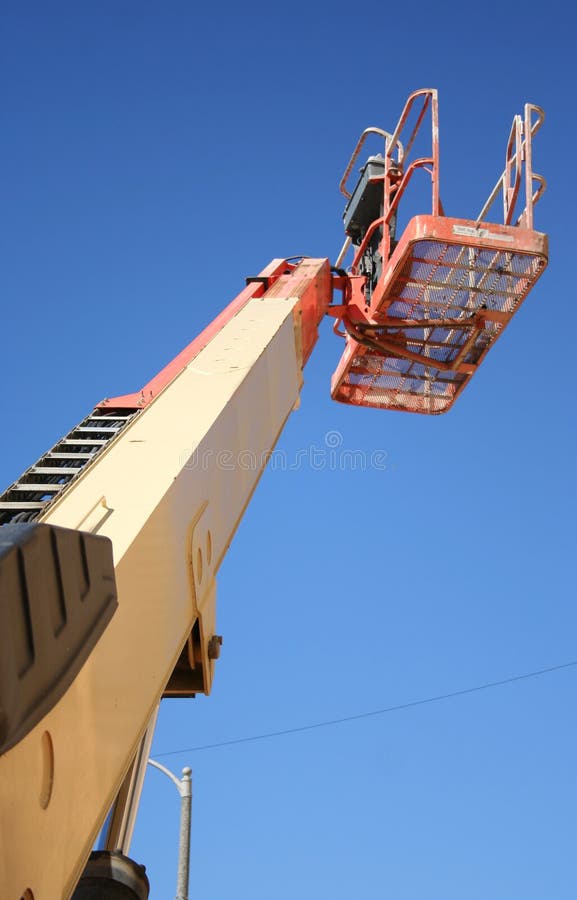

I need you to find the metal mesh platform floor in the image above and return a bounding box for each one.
[331,216,548,414]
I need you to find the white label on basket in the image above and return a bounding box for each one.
[452,224,515,242]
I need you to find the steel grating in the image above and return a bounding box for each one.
[332,216,548,414]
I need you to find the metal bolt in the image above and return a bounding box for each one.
[207,635,223,660]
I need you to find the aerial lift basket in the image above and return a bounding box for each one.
[330,89,548,414]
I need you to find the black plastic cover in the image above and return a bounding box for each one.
[0,522,118,755]
[72,851,150,900]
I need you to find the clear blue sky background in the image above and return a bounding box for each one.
[3,3,577,898]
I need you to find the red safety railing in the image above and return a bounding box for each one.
[349,89,439,276]
[329,91,548,415]
[477,103,546,230]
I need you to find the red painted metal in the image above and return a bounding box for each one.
[95,90,547,419]
[97,260,293,410]
[263,257,333,363]
[331,91,548,414]
[332,216,547,413]
[97,285,271,409]
[97,258,332,411]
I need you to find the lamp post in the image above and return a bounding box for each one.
[147,760,192,900]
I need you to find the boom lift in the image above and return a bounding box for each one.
[0,89,547,899]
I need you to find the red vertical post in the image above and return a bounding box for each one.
[431,89,440,216]
[524,104,535,230]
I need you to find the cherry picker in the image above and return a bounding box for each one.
[0,89,547,899]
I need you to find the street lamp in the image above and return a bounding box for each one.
[147,760,192,900]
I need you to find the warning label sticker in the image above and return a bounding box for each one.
[452,224,515,242]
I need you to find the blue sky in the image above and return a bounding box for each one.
[3,2,577,898]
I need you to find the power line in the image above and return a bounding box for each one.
[155,659,577,758]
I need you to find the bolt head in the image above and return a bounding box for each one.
[207,634,223,660]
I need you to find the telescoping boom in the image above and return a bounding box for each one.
[0,89,547,899]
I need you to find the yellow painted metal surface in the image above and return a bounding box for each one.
[0,260,330,899]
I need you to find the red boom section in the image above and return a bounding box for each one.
[98,257,332,411]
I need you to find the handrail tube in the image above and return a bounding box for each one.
[504,115,523,225]
[351,215,384,274]
[526,103,545,138]
[343,317,476,374]
[524,105,534,230]
[522,104,545,229]
[351,157,434,273]
[340,127,403,199]
[335,235,351,269]
[385,89,437,162]
[477,175,504,222]
[515,175,547,227]
[384,157,435,221]
[478,103,545,226]
[396,94,430,164]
